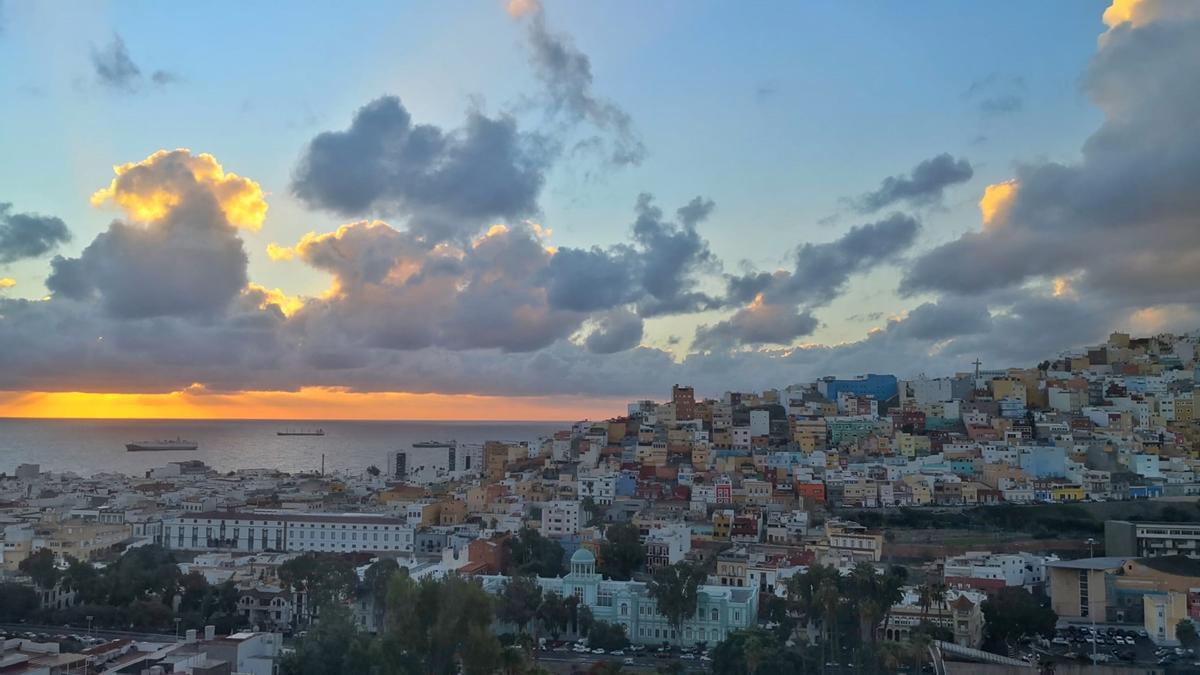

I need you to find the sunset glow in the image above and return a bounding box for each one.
[0,387,619,421]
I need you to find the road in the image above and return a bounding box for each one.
[0,622,179,643]
[534,650,710,673]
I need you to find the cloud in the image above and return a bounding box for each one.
[292,96,553,241]
[542,194,722,318]
[91,34,178,93]
[287,219,583,353]
[47,150,252,319]
[583,308,644,353]
[0,278,14,290]
[510,0,645,167]
[0,203,71,263]
[965,73,1025,116]
[693,298,818,351]
[704,213,919,349]
[853,154,973,213]
[727,213,920,309]
[884,299,992,342]
[903,3,1200,313]
[91,149,267,230]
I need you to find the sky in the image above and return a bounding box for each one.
[1,0,1198,420]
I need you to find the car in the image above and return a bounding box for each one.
[701,655,712,662]
[1052,637,1070,646]
[592,648,606,655]
[681,653,695,660]
[624,658,635,665]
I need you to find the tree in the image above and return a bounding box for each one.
[380,572,498,675]
[598,523,644,580]
[981,587,1057,651]
[578,605,594,637]
[710,628,810,675]
[587,620,630,651]
[61,556,103,603]
[847,562,903,645]
[1177,619,1198,648]
[459,625,504,675]
[0,583,38,622]
[496,575,543,635]
[361,558,401,630]
[506,527,565,578]
[366,465,381,477]
[537,591,570,639]
[20,547,60,589]
[580,496,600,527]
[279,603,362,675]
[104,545,182,606]
[279,553,358,619]
[648,561,706,644]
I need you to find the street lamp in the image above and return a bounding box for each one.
[1085,538,1098,670]
[174,617,182,641]
[86,615,93,639]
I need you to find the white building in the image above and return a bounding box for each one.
[163,511,414,554]
[540,500,581,538]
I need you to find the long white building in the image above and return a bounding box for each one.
[163,510,414,554]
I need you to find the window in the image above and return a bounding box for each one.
[711,608,719,621]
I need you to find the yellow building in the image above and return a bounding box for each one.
[711,510,734,540]
[42,520,131,561]
[1051,485,1085,502]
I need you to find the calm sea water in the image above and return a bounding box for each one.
[0,419,564,476]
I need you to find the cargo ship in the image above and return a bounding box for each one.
[277,428,325,436]
[125,437,199,452]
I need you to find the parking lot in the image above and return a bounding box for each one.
[537,640,711,673]
[1034,623,1198,668]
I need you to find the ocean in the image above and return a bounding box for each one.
[0,418,565,477]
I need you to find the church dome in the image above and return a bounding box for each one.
[571,547,596,565]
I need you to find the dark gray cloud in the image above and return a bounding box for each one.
[583,308,644,354]
[693,304,818,352]
[728,213,921,308]
[291,221,582,354]
[46,153,250,319]
[542,194,722,318]
[0,203,70,263]
[885,299,992,341]
[91,34,177,93]
[853,154,973,213]
[518,4,645,167]
[292,96,553,241]
[903,9,1200,310]
[706,213,919,348]
[46,196,247,319]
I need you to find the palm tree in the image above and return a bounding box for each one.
[816,578,841,667]
[918,584,933,624]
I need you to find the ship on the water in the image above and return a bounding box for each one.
[125,437,199,452]
[277,428,325,436]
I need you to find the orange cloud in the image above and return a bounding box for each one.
[0,386,618,421]
[265,243,295,261]
[91,149,268,230]
[506,0,541,19]
[979,180,1018,229]
[245,283,305,317]
[0,278,14,290]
